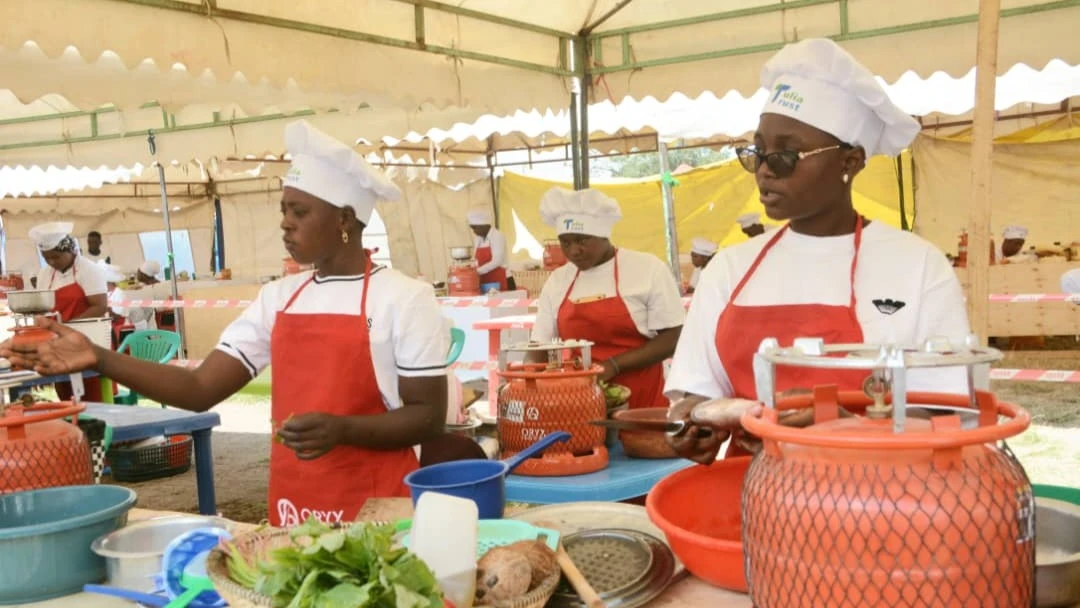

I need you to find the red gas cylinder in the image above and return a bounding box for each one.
[542,240,567,271]
[496,341,608,476]
[0,402,93,494]
[447,261,481,297]
[739,341,1033,608]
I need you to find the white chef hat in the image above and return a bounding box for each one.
[283,120,401,225]
[691,238,718,256]
[736,212,763,229]
[539,188,623,239]
[467,209,493,226]
[1061,269,1080,295]
[1002,225,1028,240]
[140,260,162,277]
[29,221,75,251]
[760,39,919,157]
[98,261,125,283]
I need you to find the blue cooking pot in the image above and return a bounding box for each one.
[404,432,570,519]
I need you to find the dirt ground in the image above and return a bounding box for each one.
[116,350,1080,524]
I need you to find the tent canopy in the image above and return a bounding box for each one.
[2,0,1079,169]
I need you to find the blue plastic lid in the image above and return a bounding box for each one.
[161,527,232,608]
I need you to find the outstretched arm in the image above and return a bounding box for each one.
[1,316,250,411]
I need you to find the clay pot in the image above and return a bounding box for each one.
[614,407,679,459]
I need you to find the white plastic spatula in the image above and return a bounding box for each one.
[411,492,479,608]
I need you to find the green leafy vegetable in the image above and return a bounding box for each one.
[225,518,444,608]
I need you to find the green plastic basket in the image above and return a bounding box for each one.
[397,519,561,555]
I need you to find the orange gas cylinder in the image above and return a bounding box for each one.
[739,340,1034,608]
[496,340,608,476]
[447,261,481,296]
[0,274,24,296]
[542,240,567,271]
[9,324,58,371]
[0,401,92,494]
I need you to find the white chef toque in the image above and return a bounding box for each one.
[29,222,75,251]
[760,38,919,157]
[691,238,718,256]
[283,120,402,225]
[466,209,493,226]
[539,188,623,239]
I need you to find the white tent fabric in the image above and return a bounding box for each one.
[4,0,1078,115]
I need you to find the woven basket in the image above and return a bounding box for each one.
[207,523,560,608]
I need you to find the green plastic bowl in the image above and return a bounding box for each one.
[0,485,137,604]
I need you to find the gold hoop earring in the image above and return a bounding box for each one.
[341,230,349,244]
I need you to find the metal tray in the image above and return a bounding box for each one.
[548,528,682,608]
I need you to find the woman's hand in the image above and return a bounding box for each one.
[599,359,619,382]
[278,413,344,460]
[0,316,99,375]
[666,396,730,465]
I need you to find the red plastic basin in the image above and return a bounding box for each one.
[645,456,751,592]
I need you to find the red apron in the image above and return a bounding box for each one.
[714,218,867,457]
[476,239,508,291]
[268,261,419,527]
[557,251,666,410]
[50,262,104,402]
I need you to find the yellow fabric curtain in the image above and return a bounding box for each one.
[497,154,913,262]
[940,114,1080,144]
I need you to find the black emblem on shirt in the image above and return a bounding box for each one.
[872,298,906,315]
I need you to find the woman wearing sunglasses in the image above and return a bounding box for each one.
[663,38,974,463]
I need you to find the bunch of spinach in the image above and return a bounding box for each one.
[226,517,444,608]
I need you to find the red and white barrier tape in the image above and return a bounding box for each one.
[168,358,1078,382]
[117,293,1080,309]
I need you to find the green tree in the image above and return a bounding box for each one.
[604,146,735,178]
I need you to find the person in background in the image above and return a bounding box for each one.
[83,231,110,264]
[29,221,109,401]
[137,260,162,285]
[687,237,718,294]
[3,120,449,527]
[735,212,776,238]
[467,209,515,292]
[529,187,685,409]
[997,225,1036,264]
[665,38,976,463]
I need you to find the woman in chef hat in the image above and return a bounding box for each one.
[530,187,685,409]
[687,237,718,294]
[735,212,775,238]
[28,221,110,401]
[467,208,512,291]
[665,39,974,463]
[998,225,1033,264]
[4,120,450,527]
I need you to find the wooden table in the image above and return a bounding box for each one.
[21,501,751,607]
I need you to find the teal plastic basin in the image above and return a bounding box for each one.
[0,485,137,604]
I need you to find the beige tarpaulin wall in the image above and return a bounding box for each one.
[214,166,495,282]
[497,153,914,263]
[912,121,1080,252]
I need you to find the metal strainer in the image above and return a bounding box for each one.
[550,529,679,608]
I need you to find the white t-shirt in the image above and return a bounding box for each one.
[116,283,172,330]
[665,222,979,401]
[531,248,686,342]
[474,228,509,276]
[217,268,449,413]
[83,250,110,264]
[689,267,702,290]
[36,255,107,297]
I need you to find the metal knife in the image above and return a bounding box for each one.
[589,419,687,435]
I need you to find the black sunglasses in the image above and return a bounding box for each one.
[734,144,849,178]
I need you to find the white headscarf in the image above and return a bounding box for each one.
[29,222,76,252]
[760,39,919,156]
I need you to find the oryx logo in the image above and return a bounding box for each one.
[872,298,906,315]
[276,498,344,527]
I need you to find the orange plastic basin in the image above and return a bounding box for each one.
[646,456,751,592]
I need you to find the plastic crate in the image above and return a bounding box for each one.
[107,435,192,482]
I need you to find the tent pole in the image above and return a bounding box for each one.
[148,132,187,359]
[656,140,681,284]
[577,35,591,189]
[966,0,1000,347]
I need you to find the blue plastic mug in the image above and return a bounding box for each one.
[404,432,570,519]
